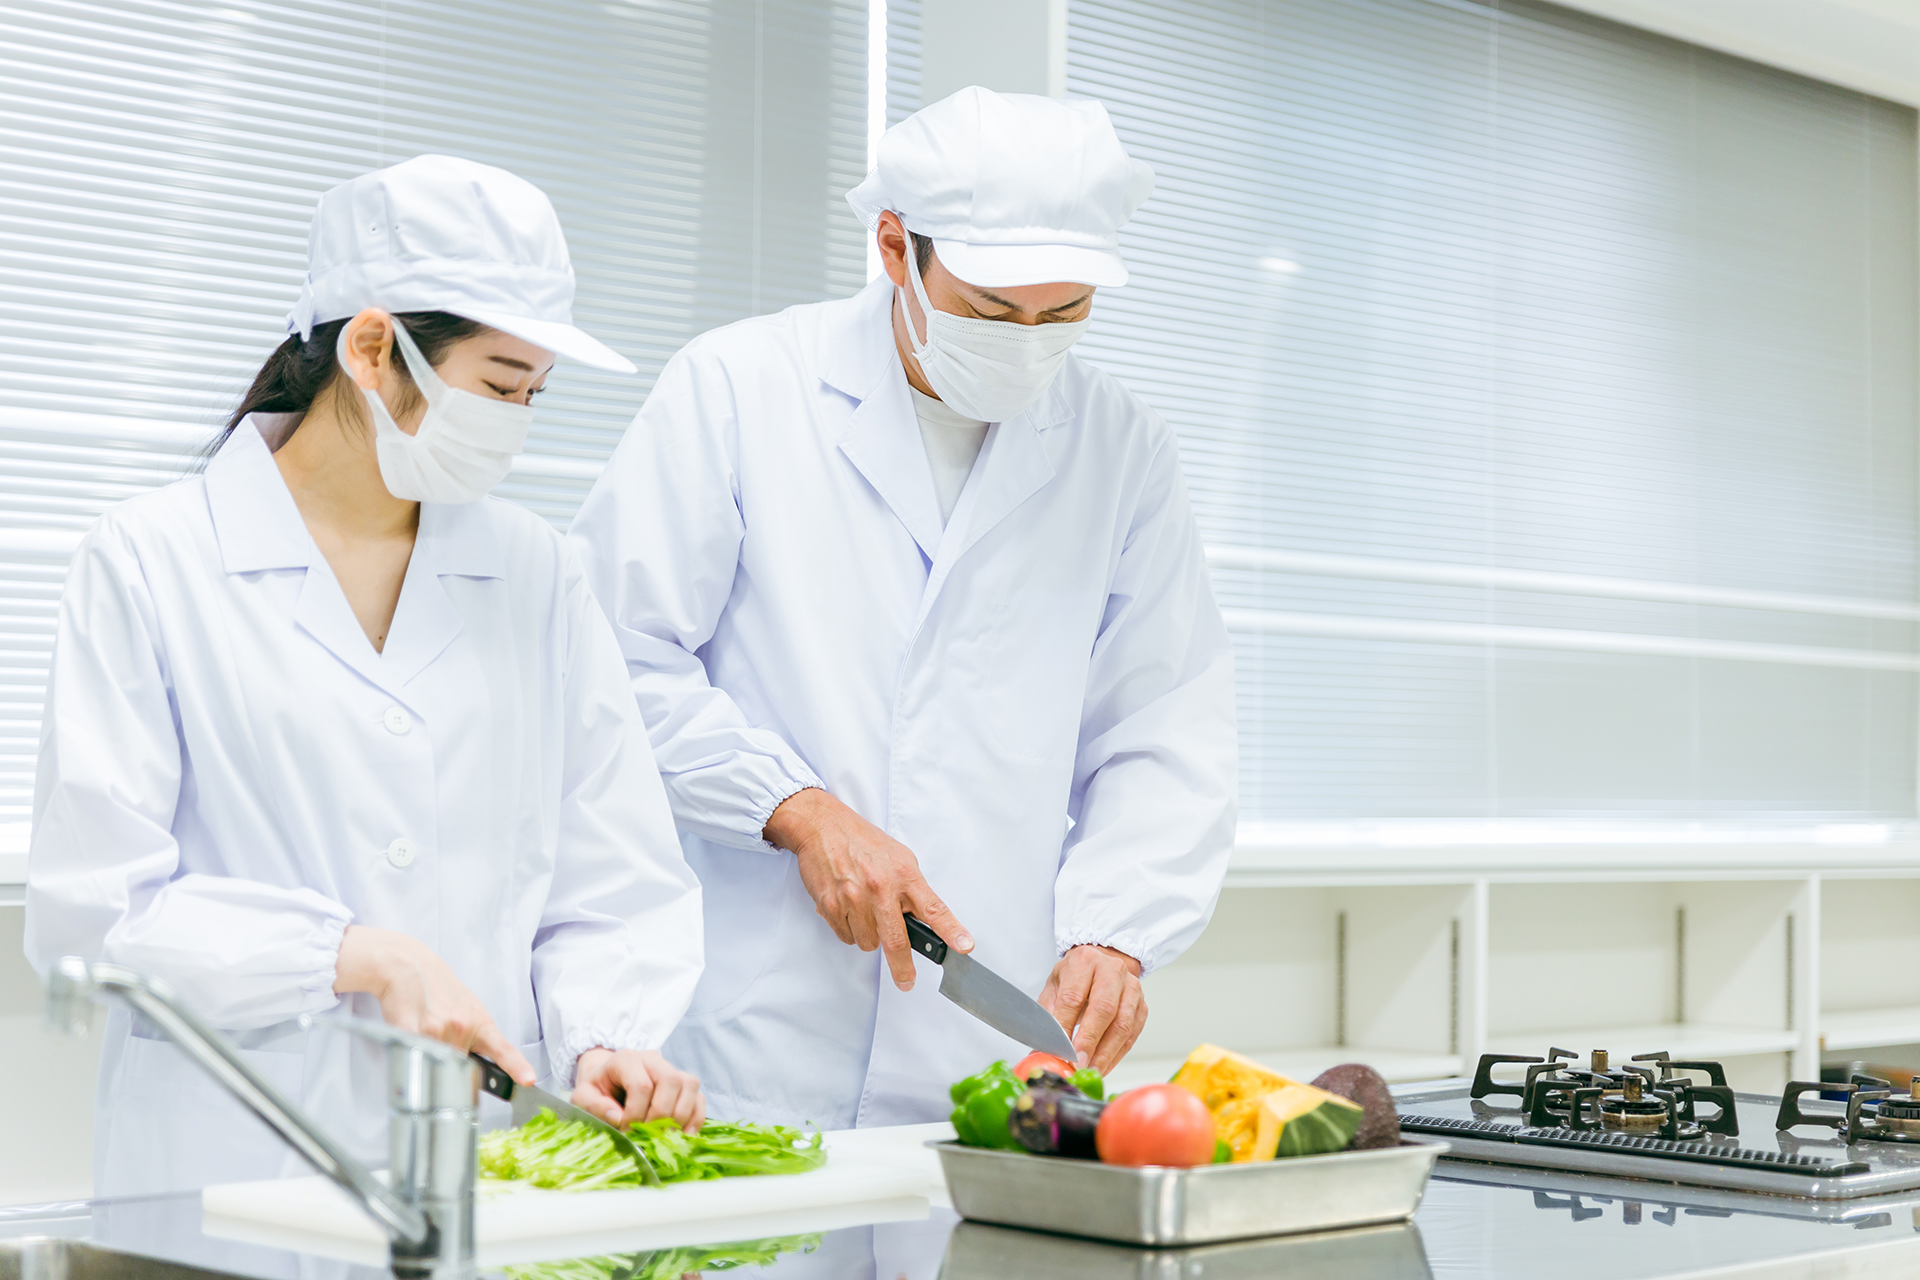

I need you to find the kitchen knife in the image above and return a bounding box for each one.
[904,914,1080,1063]
[469,1052,663,1187]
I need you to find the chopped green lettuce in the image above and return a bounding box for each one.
[479,1109,827,1191]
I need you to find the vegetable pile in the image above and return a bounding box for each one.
[479,1109,827,1191]
[500,1234,820,1279]
[948,1043,1399,1169]
[949,1051,1105,1151]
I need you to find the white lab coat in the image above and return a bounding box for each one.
[24,415,703,1197]
[569,276,1236,1130]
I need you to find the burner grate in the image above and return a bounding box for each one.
[1399,1113,1871,1178]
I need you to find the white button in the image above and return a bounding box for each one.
[386,838,417,868]
[384,707,412,735]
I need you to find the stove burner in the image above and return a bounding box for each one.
[1778,1075,1920,1144]
[1471,1047,1739,1140]
[1602,1074,1681,1134]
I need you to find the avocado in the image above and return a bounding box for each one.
[1309,1063,1399,1150]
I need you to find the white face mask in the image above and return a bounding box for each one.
[337,319,534,504]
[900,240,1089,423]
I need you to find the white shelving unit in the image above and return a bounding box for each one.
[1123,843,1920,1096]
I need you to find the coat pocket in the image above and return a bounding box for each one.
[675,836,798,1025]
[100,1027,309,1196]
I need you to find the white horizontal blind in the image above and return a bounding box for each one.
[1068,0,1920,837]
[886,0,923,127]
[0,0,869,824]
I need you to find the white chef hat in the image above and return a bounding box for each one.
[286,154,635,374]
[846,86,1155,289]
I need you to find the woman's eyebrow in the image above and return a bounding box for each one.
[488,354,537,372]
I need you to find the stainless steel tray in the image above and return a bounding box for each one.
[937,1218,1432,1279]
[930,1136,1448,1246]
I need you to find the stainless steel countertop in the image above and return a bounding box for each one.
[10,1156,1920,1279]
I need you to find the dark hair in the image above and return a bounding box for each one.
[217,309,488,449]
[910,230,935,274]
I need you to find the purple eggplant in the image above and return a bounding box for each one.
[1008,1083,1106,1158]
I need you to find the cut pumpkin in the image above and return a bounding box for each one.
[1255,1083,1364,1159]
[1170,1043,1364,1161]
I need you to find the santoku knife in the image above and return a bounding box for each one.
[470,1052,662,1187]
[904,914,1079,1063]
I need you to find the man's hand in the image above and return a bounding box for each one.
[764,787,974,991]
[573,1048,705,1131]
[1039,944,1147,1076]
[334,925,536,1085]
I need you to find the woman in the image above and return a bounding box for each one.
[24,154,705,1197]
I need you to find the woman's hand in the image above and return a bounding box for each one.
[334,924,536,1085]
[573,1048,705,1131]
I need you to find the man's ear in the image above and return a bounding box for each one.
[876,212,910,287]
[338,308,394,390]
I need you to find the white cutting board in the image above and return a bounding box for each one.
[202,1122,953,1268]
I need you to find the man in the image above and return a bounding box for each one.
[570,86,1236,1129]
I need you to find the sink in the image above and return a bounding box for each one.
[0,1237,252,1280]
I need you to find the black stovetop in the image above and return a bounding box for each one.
[1397,1050,1920,1200]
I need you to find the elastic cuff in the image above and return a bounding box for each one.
[307,906,354,1000]
[751,776,825,854]
[1057,931,1154,978]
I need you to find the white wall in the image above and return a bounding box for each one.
[1547,0,1920,106]
[917,0,1067,104]
[0,909,98,1205]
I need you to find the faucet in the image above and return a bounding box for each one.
[46,956,478,1279]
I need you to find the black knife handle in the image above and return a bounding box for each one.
[904,913,948,964]
[470,1051,516,1100]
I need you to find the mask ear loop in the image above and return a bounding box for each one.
[899,222,940,354]
[335,317,442,440]
[387,319,446,398]
[332,315,424,382]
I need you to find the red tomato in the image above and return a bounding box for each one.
[1095,1084,1217,1168]
[1013,1051,1076,1082]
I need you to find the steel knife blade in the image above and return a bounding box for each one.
[904,914,1079,1063]
[469,1052,662,1187]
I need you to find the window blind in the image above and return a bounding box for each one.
[1066,0,1920,839]
[886,0,922,127]
[0,0,869,827]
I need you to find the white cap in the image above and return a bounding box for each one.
[286,154,635,374]
[846,87,1155,289]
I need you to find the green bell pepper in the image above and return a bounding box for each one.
[1069,1067,1105,1101]
[948,1061,1025,1149]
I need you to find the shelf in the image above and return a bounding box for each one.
[1822,1007,1920,1052]
[1488,1022,1798,1061]
[1108,1047,1463,1092]
[1226,843,1920,887]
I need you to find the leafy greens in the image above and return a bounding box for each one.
[500,1234,821,1280]
[478,1109,827,1192]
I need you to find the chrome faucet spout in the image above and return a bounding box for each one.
[48,957,477,1278]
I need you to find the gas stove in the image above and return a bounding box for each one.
[1396,1047,1920,1199]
